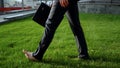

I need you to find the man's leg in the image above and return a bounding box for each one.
[32,0,68,60]
[66,1,89,59]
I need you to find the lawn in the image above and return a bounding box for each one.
[0,13,120,68]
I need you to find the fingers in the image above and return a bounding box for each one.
[59,0,69,8]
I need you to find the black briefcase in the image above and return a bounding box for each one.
[33,3,51,27]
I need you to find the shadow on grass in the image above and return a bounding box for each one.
[91,55,120,63]
[42,59,91,68]
[38,55,120,68]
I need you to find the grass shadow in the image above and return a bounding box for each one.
[41,59,91,68]
[38,55,120,68]
[90,55,120,63]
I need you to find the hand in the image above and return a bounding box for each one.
[59,0,69,8]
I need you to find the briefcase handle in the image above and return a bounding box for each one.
[40,0,54,6]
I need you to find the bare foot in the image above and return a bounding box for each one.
[22,50,38,61]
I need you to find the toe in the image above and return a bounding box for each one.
[22,50,30,58]
[22,50,27,54]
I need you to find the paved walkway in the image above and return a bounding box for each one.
[0,10,36,24]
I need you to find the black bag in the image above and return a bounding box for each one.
[33,2,51,27]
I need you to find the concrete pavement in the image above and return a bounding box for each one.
[0,10,36,24]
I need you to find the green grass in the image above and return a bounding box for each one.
[0,13,120,68]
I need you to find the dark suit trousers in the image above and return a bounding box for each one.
[33,0,88,60]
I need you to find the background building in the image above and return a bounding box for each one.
[0,0,53,14]
[0,0,120,15]
[0,0,40,14]
[0,0,4,14]
[78,0,120,14]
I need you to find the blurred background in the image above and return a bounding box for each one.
[0,0,53,15]
[0,0,120,15]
